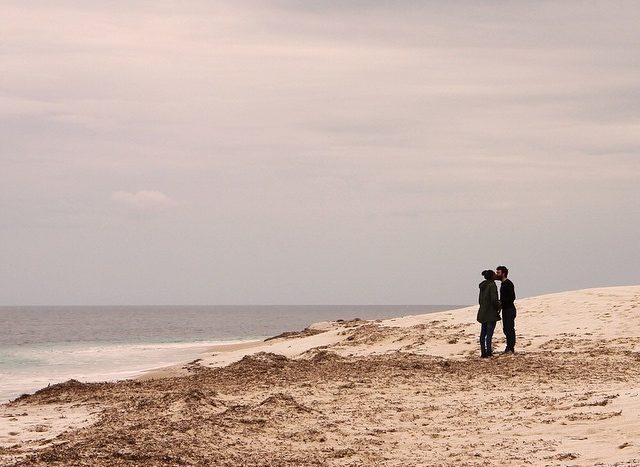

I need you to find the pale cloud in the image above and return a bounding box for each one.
[111,190,177,212]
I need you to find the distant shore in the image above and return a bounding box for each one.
[2,286,639,466]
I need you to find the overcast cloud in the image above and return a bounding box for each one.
[1,1,639,305]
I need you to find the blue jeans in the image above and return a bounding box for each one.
[480,321,496,355]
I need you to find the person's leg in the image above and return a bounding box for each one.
[480,323,487,357]
[486,321,496,356]
[503,308,516,352]
[511,308,517,351]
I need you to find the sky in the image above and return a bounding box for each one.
[1,1,639,305]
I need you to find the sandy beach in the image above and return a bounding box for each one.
[1,285,639,466]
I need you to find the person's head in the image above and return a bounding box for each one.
[482,269,495,281]
[495,265,509,281]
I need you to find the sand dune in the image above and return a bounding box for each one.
[2,286,639,466]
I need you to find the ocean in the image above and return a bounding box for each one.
[0,305,462,402]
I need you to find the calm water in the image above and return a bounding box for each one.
[0,305,462,402]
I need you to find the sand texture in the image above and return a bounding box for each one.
[1,286,639,466]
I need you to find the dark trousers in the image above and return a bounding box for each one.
[480,321,496,356]
[502,307,517,351]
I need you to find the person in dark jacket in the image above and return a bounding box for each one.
[478,269,501,358]
[496,265,516,354]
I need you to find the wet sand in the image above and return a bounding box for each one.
[2,286,639,466]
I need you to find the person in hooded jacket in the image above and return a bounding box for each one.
[478,269,501,358]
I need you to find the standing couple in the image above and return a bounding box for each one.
[477,266,516,358]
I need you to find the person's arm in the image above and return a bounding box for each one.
[506,281,515,304]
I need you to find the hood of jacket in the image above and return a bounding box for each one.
[479,279,492,291]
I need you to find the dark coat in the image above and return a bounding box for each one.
[477,280,501,323]
[500,279,516,310]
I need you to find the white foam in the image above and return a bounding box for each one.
[0,339,261,403]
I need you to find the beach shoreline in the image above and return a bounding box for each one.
[2,285,640,466]
[1,305,459,404]
[0,339,268,404]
